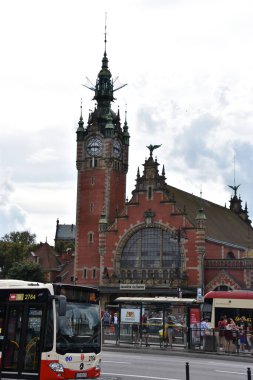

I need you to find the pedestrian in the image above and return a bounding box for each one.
[238,316,249,352]
[218,315,227,351]
[113,312,119,344]
[249,331,253,355]
[141,313,149,346]
[200,317,209,349]
[103,309,111,334]
[167,316,175,348]
[224,317,236,352]
[132,323,139,344]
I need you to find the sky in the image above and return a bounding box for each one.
[1,0,253,245]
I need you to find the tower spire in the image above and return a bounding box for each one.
[233,154,236,188]
[123,104,130,145]
[80,98,83,120]
[76,99,85,142]
[104,12,107,55]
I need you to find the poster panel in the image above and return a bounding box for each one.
[121,308,141,323]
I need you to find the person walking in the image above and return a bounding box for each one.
[103,309,111,334]
[132,323,139,344]
[200,317,209,349]
[141,313,149,346]
[238,316,249,352]
[249,331,253,355]
[167,316,175,348]
[113,312,119,344]
[218,315,227,351]
[224,317,237,352]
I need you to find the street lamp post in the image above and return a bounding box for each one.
[199,247,205,297]
[195,207,207,298]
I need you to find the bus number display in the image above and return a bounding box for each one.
[24,294,36,300]
[9,293,37,301]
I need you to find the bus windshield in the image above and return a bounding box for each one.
[56,302,101,354]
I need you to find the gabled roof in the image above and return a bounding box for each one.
[168,184,253,249]
[54,260,74,284]
[55,222,75,241]
[32,242,62,270]
[130,153,253,250]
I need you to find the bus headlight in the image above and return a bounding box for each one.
[96,358,101,370]
[49,362,64,373]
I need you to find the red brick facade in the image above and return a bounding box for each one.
[74,42,253,308]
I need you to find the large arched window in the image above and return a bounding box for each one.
[121,227,180,269]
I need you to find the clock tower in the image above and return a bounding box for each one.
[75,36,129,285]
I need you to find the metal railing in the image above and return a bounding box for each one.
[102,323,253,356]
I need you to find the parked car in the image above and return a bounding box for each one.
[147,317,163,334]
[147,316,182,334]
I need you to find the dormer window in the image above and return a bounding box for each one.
[227,251,235,259]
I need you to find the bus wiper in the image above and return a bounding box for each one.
[82,343,99,348]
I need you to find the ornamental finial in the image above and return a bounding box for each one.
[146,144,162,158]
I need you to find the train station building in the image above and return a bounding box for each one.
[55,37,253,309]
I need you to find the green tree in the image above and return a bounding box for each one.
[2,231,36,245]
[55,241,75,254]
[7,261,45,282]
[0,230,37,278]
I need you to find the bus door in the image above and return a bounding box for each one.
[1,303,44,380]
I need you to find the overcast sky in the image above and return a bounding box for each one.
[1,0,253,245]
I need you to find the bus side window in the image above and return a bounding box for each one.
[44,305,53,352]
[0,306,5,351]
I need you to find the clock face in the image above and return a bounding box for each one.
[86,138,102,156]
[113,140,122,158]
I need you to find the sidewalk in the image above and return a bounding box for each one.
[103,338,253,362]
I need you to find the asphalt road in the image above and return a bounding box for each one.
[99,349,253,380]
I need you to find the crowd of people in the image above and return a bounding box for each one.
[102,309,184,347]
[102,308,253,354]
[218,315,253,354]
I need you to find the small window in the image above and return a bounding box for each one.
[90,158,98,168]
[142,270,147,280]
[148,186,152,200]
[148,270,153,279]
[154,270,159,279]
[88,232,94,243]
[227,251,235,259]
[90,203,95,212]
[91,176,95,186]
[133,270,138,279]
[121,270,126,279]
[83,269,87,279]
[163,270,169,279]
[92,269,96,279]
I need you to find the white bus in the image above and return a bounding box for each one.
[204,290,253,328]
[0,280,101,380]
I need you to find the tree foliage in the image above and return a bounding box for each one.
[55,241,75,254]
[2,231,36,245]
[0,230,39,279]
[7,261,45,282]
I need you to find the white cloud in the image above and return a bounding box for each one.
[0,172,28,236]
[1,0,253,243]
[27,149,58,164]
